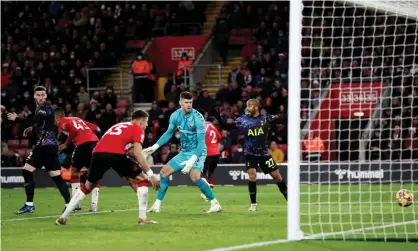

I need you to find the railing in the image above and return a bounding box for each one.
[179,64,222,91]
[86,67,133,103]
[151,22,203,37]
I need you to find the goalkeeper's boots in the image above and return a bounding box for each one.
[16,204,35,214]
[147,203,161,213]
[248,203,257,212]
[138,218,158,225]
[200,193,209,201]
[206,201,222,213]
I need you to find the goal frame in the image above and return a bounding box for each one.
[287,0,418,241]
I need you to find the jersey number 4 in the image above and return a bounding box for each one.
[72,120,90,130]
[103,123,130,136]
[209,130,217,144]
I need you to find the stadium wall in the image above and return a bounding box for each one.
[1,163,417,188]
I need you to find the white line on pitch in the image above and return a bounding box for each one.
[306,219,418,239]
[203,239,295,251]
[2,208,138,222]
[203,220,418,251]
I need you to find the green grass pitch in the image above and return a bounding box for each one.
[1,185,417,251]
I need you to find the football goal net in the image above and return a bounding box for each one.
[288,0,418,241]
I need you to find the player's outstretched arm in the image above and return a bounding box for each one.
[143,114,176,155]
[133,142,160,190]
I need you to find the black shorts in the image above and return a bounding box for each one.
[203,155,220,175]
[87,152,143,183]
[71,141,98,171]
[245,155,277,174]
[26,145,60,171]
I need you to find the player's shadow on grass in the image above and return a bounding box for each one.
[321,238,418,243]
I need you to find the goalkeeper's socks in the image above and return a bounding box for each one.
[276,181,288,201]
[157,176,170,201]
[248,181,257,204]
[196,178,215,200]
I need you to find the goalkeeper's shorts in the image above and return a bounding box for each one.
[167,151,206,173]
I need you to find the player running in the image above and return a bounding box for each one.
[7,86,71,214]
[235,99,288,211]
[198,112,222,201]
[144,92,222,213]
[55,108,101,212]
[56,109,160,225]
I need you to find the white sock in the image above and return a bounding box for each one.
[71,182,81,208]
[25,202,34,206]
[61,189,86,219]
[154,199,161,207]
[91,187,99,209]
[71,182,80,197]
[137,186,148,220]
[210,198,219,206]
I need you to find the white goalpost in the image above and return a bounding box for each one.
[288,0,418,242]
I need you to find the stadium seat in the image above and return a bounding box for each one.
[17,148,27,158]
[7,140,19,149]
[277,144,288,153]
[116,99,129,109]
[231,144,239,153]
[20,139,29,148]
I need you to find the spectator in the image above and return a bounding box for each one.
[165,144,179,164]
[103,86,117,108]
[77,86,90,105]
[99,103,117,132]
[269,141,285,164]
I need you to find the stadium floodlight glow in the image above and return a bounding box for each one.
[287,0,418,242]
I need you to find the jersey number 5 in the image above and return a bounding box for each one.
[209,130,217,144]
[104,123,130,136]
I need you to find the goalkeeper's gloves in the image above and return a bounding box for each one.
[142,144,159,156]
[180,155,197,174]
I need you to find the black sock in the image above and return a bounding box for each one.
[248,181,257,204]
[22,169,35,203]
[51,175,71,204]
[277,180,288,201]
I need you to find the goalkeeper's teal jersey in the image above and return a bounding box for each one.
[157,108,207,156]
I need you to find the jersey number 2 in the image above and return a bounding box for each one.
[104,123,130,136]
[209,130,217,144]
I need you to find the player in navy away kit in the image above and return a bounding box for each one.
[7,86,71,214]
[235,99,288,211]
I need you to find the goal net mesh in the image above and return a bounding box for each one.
[299,0,418,240]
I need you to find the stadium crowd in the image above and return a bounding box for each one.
[1,1,417,167]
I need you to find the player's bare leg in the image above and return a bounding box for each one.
[190,169,221,213]
[269,170,288,201]
[56,180,96,225]
[70,166,82,211]
[148,165,174,213]
[247,168,258,211]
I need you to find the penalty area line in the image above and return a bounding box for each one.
[2,208,138,222]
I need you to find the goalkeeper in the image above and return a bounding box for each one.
[143,92,222,213]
